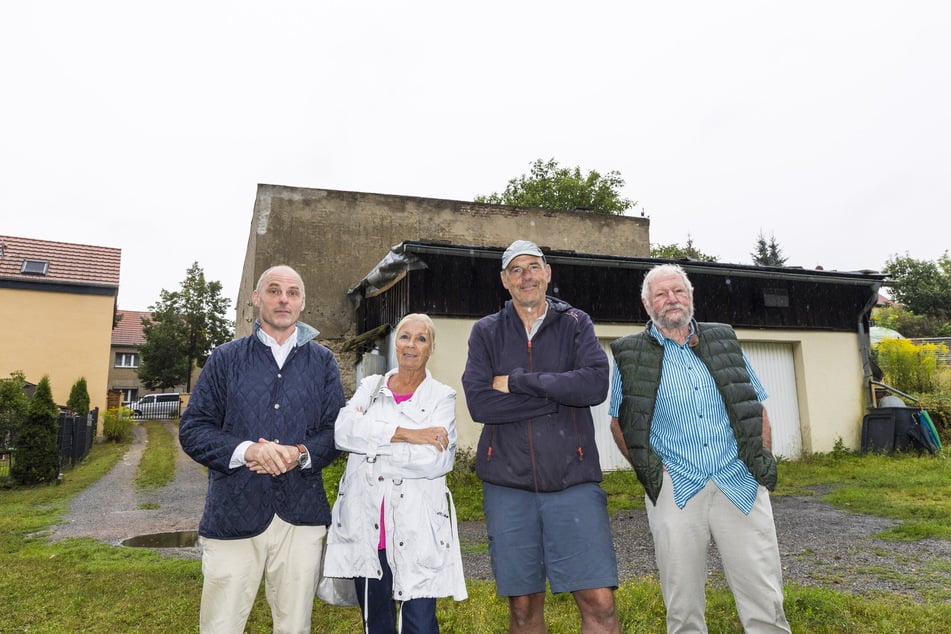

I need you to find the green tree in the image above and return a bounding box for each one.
[751,231,788,266]
[139,307,192,391]
[0,371,29,450]
[11,375,60,485]
[883,252,951,322]
[66,377,90,416]
[650,235,718,262]
[872,304,948,338]
[475,158,634,215]
[138,262,234,392]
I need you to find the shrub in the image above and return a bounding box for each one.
[102,407,134,443]
[876,338,947,393]
[917,392,951,443]
[0,371,29,449]
[66,377,90,416]
[11,376,60,485]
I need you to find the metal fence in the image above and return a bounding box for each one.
[0,409,98,479]
[57,409,98,470]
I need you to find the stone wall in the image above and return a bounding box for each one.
[237,184,651,346]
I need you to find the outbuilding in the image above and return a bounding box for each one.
[347,240,886,468]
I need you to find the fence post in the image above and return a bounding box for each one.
[57,413,69,473]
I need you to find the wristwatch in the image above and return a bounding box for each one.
[296,444,309,468]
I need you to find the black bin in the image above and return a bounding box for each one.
[861,407,918,454]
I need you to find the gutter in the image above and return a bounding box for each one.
[857,284,884,409]
[398,241,887,287]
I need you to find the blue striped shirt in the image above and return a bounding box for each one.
[609,323,767,514]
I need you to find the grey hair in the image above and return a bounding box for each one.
[641,263,693,303]
[394,313,436,353]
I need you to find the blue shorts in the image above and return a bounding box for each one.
[483,481,619,596]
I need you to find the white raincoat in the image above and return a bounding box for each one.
[322,369,468,602]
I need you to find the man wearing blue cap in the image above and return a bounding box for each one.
[463,240,620,633]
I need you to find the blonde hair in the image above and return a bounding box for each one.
[394,313,436,353]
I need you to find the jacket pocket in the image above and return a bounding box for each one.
[329,470,363,544]
[416,495,453,570]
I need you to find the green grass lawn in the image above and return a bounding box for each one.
[2,431,951,632]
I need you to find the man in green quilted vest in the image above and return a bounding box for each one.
[609,263,790,634]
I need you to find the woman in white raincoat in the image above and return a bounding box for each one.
[323,313,467,633]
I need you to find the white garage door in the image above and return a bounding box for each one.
[592,340,633,472]
[592,339,803,472]
[742,342,803,459]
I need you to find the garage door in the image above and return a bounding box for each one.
[742,342,802,459]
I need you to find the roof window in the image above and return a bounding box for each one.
[21,259,49,275]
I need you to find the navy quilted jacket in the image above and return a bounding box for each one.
[179,321,345,539]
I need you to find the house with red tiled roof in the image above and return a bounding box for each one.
[0,235,120,415]
[107,309,195,407]
[108,309,150,406]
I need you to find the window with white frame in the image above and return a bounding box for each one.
[115,352,140,368]
[118,388,138,405]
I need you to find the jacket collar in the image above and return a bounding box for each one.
[253,320,320,346]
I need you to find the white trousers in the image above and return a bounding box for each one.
[646,472,791,634]
[199,515,326,634]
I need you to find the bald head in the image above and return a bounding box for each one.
[256,265,305,298]
[252,265,306,343]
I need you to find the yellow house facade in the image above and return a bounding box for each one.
[0,235,120,413]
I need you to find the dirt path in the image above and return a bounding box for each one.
[48,423,206,551]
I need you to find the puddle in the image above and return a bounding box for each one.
[121,530,198,548]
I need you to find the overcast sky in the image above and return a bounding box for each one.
[2,2,949,312]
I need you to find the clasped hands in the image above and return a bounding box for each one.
[245,438,301,476]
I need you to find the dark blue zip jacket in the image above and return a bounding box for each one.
[179,321,344,539]
[462,297,608,492]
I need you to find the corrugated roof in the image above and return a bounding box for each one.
[0,234,120,287]
[112,309,151,346]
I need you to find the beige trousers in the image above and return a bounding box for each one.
[198,515,326,634]
[646,471,791,634]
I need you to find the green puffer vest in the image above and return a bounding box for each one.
[610,321,777,505]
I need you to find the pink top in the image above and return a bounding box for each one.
[379,389,414,549]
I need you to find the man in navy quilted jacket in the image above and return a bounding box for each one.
[180,264,345,634]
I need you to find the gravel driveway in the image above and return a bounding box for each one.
[49,425,951,602]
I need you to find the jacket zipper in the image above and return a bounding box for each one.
[572,409,584,460]
[531,326,583,462]
[527,338,541,489]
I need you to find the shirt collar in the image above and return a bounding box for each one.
[257,326,298,351]
[649,320,696,346]
[526,300,550,340]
